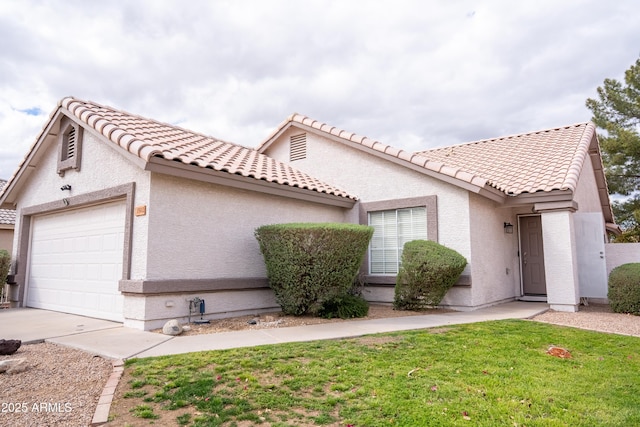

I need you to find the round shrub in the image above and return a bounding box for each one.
[608,263,640,315]
[255,223,374,316]
[394,240,467,311]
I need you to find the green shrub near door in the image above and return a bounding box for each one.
[608,263,640,315]
[255,223,373,316]
[394,240,467,311]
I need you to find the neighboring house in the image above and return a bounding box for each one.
[0,97,617,329]
[0,179,15,254]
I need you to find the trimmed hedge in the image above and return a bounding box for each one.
[394,240,467,311]
[608,263,640,315]
[255,223,373,316]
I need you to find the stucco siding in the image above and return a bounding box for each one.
[574,154,604,214]
[466,193,519,306]
[0,228,13,253]
[145,173,347,280]
[123,289,279,330]
[542,210,580,311]
[605,243,640,275]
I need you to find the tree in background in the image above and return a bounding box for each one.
[586,58,640,242]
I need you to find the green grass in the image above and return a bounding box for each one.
[118,320,640,426]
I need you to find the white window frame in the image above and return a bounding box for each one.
[368,207,428,275]
[358,196,438,283]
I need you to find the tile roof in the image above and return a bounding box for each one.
[417,123,596,195]
[60,98,356,201]
[261,114,598,197]
[0,180,15,225]
[259,113,490,191]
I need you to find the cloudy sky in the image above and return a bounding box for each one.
[0,0,638,179]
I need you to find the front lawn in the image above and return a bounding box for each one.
[111,320,640,426]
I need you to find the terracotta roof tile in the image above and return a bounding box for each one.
[60,98,356,201]
[416,123,595,195]
[0,180,15,225]
[259,113,490,191]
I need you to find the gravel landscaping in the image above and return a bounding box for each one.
[0,342,113,427]
[0,303,637,427]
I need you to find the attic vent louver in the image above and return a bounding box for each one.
[64,127,76,160]
[290,133,307,161]
[57,117,83,176]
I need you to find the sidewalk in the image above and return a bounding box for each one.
[1,301,549,360]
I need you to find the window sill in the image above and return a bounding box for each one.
[364,275,472,287]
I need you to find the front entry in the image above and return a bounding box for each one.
[519,215,547,296]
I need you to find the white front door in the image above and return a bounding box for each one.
[574,212,608,299]
[26,201,126,321]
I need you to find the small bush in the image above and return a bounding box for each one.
[255,223,374,316]
[0,249,10,298]
[0,249,10,284]
[394,240,467,311]
[318,294,370,319]
[608,263,640,315]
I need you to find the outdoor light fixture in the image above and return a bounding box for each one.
[504,222,514,234]
[60,184,71,191]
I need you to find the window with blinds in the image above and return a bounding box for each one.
[368,206,428,274]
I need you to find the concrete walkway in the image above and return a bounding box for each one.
[0,301,549,360]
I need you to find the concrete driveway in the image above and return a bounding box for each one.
[0,308,171,359]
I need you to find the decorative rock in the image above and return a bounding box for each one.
[0,358,27,374]
[247,318,259,325]
[162,319,183,336]
[0,339,21,355]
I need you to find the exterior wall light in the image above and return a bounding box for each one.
[504,222,514,234]
[60,184,72,191]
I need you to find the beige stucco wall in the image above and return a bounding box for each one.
[124,289,279,330]
[542,210,580,311]
[145,173,348,280]
[573,154,605,214]
[0,227,13,254]
[605,243,640,275]
[463,193,520,308]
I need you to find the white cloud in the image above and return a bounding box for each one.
[0,0,638,178]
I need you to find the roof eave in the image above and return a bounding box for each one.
[0,104,66,208]
[501,190,575,207]
[256,113,297,153]
[587,129,616,225]
[145,157,357,209]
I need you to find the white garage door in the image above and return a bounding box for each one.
[26,201,126,321]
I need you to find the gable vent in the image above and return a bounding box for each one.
[64,127,76,160]
[290,133,307,161]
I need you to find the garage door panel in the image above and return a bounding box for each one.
[27,201,126,321]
